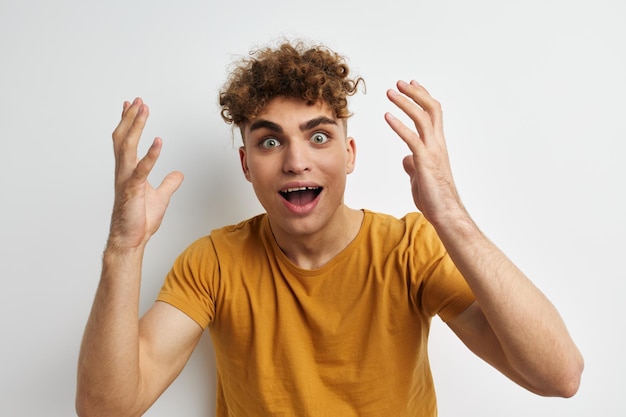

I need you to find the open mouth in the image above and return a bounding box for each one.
[279,186,322,206]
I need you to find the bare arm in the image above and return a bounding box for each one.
[76,99,202,417]
[385,81,584,397]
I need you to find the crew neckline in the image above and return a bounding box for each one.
[262,209,372,277]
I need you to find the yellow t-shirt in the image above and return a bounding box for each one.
[158,210,475,417]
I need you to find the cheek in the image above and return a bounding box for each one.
[246,157,276,182]
[319,155,351,179]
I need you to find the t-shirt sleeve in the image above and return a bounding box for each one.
[409,215,476,322]
[156,235,218,329]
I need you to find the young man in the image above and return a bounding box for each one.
[76,41,583,417]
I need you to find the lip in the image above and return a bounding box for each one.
[278,181,323,215]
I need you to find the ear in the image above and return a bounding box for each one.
[345,136,357,174]
[239,146,252,182]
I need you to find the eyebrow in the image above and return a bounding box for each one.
[247,116,338,135]
[248,119,283,134]
[299,116,338,131]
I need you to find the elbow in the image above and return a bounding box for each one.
[553,376,581,399]
[558,354,584,398]
[75,383,91,417]
[75,380,108,417]
[75,402,89,417]
[523,349,584,398]
[75,389,140,417]
[75,394,95,417]
[540,352,585,398]
[75,390,108,417]
[76,402,137,417]
[554,374,582,398]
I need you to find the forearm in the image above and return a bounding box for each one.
[76,98,186,416]
[385,80,582,395]
[433,210,583,395]
[76,246,147,416]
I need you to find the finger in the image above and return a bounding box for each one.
[112,98,144,153]
[399,80,443,131]
[117,103,150,178]
[121,100,131,118]
[114,98,142,136]
[134,139,184,200]
[131,136,162,183]
[386,86,435,144]
[124,103,149,150]
[384,111,425,157]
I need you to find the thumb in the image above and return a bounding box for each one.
[402,155,416,178]
[159,171,185,197]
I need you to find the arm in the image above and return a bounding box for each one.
[385,81,583,397]
[76,99,202,417]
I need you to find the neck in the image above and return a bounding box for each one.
[269,206,364,270]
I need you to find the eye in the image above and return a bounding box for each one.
[260,137,280,148]
[310,132,329,144]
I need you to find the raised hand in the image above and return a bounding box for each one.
[108,98,184,251]
[384,80,465,226]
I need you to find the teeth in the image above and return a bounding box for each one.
[282,186,319,193]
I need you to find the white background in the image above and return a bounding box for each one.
[1,0,624,416]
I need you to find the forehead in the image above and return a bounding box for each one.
[258,97,334,122]
[242,97,346,140]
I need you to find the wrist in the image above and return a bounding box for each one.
[105,231,149,253]
[428,206,480,241]
[103,240,146,263]
[100,243,145,291]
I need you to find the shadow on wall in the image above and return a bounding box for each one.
[174,130,262,232]
[143,130,256,415]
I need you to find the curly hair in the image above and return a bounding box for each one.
[219,40,365,131]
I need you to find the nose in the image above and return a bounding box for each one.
[282,141,311,174]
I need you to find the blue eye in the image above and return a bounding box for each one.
[311,132,329,144]
[261,137,280,148]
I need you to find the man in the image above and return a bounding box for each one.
[76,40,583,417]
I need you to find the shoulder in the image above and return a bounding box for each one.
[363,210,430,234]
[362,210,443,254]
[174,214,267,260]
[209,213,269,256]
[211,213,266,239]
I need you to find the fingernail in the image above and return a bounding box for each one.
[410,80,421,86]
[398,80,409,87]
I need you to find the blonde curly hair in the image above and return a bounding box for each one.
[219,40,365,132]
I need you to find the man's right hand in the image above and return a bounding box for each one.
[76,99,197,417]
[108,98,184,251]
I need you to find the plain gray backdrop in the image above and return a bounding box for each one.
[1,0,624,415]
